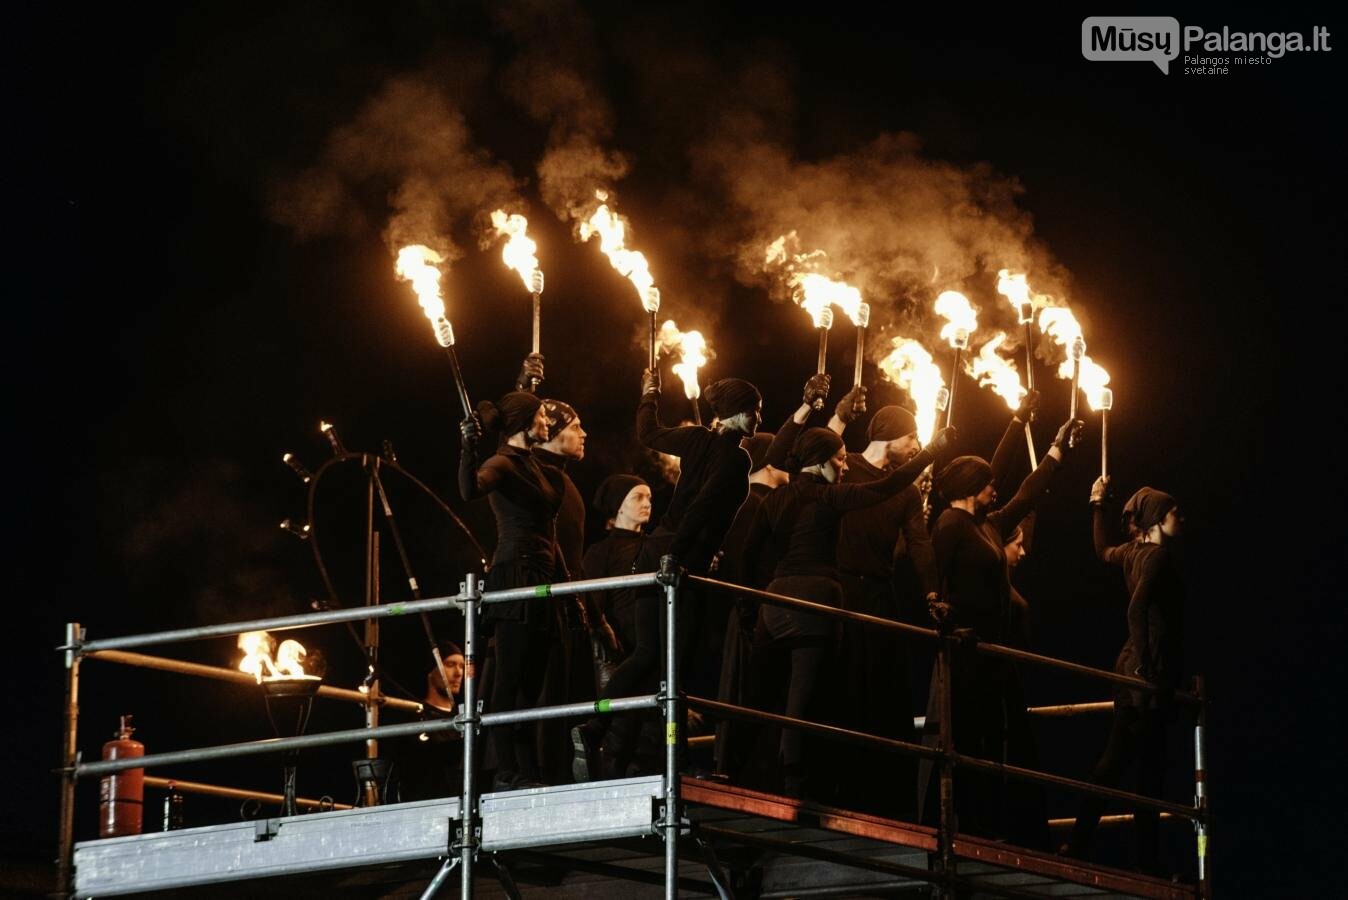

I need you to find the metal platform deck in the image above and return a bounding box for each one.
[72,776,1192,899]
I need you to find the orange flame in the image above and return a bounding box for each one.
[237,631,312,683]
[577,191,655,306]
[934,291,977,348]
[1038,307,1083,349]
[765,233,865,327]
[489,210,543,295]
[395,245,455,347]
[1057,354,1112,410]
[967,332,1027,410]
[877,338,946,445]
[659,320,711,400]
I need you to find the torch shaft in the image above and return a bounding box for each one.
[1102,409,1109,478]
[690,399,702,426]
[1024,320,1036,393]
[945,348,962,429]
[649,312,658,373]
[853,326,866,388]
[532,293,541,355]
[1026,425,1038,470]
[444,346,473,420]
[817,328,829,375]
[1069,358,1081,446]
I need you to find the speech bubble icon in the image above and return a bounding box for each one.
[1082,17,1181,74]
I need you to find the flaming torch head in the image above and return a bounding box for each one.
[578,192,656,305]
[877,338,947,445]
[643,286,661,314]
[1070,335,1086,364]
[1079,357,1112,410]
[396,245,455,346]
[530,270,545,296]
[672,330,708,400]
[489,210,543,296]
[996,270,1036,325]
[935,290,978,348]
[1098,386,1114,412]
[935,386,950,413]
[967,332,1027,410]
[855,301,871,329]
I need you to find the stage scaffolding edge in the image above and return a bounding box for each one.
[57,569,1208,899]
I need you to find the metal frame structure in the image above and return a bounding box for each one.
[56,568,1209,899]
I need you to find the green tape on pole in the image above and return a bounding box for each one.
[594,698,612,714]
[388,604,406,616]
[533,584,552,598]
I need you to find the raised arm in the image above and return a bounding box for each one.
[636,369,703,454]
[823,427,955,513]
[1090,477,1126,564]
[987,417,1080,541]
[457,415,489,501]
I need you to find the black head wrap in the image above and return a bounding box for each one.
[704,378,762,419]
[867,405,918,442]
[540,399,578,441]
[936,455,994,501]
[789,427,845,470]
[742,432,775,473]
[1122,487,1176,532]
[593,474,648,523]
[478,391,542,437]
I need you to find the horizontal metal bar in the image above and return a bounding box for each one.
[1047,812,1178,829]
[1028,701,1114,717]
[74,718,462,779]
[687,696,942,761]
[479,572,661,605]
[955,754,1199,819]
[142,775,351,811]
[686,575,937,640]
[480,694,658,728]
[74,593,466,654]
[85,649,423,713]
[687,574,1197,704]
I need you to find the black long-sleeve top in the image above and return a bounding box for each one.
[1093,507,1184,706]
[533,447,585,579]
[742,449,936,585]
[458,442,564,567]
[716,482,774,587]
[636,393,751,572]
[582,527,648,640]
[932,453,1059,642]
[836,453,937,596]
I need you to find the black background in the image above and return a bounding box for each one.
[11,3,1345,895]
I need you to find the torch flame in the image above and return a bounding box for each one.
[659,320,711,400]
[967,332,1027,410]
[1062,355,1112,411]
[237,631,311,683]
[1038,307,1083,349]
[396,245,455,347]
[766,234,865,327]
[578,191,655,304]
[934,291,978,348]
[877,338,947,445]
[489,210,543,295]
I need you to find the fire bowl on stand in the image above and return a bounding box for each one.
[261,675,322,817]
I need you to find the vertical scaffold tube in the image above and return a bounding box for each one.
[935,629,956,900]
[57,622,82,897]
[1194,676,1210,899]
[460,574,480,898]
[662,562,680,899]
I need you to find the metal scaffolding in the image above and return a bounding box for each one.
[56,567,1209,899]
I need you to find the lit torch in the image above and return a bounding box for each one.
[967,332,1033,466]
[997,270,1041,463]
[644,286,661,373]
[489,211,545,386]
[934,291,977,428]
[659,320,710,425]
[577,191,661,371]
[396,245,472,418]
[1077,359,1113,475]
[1068,335,1085,439]
[877,338,946,447]
[1097,386,1114,479]
[853,301,871,399]
[1040,307,1088,446]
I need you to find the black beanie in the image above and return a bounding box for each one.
[1122,487,1176,532]
[541,399,578,441]
[936,455,994,500]
[867,405,919,442]
[704,378,762,419]
[742,432,775,473]
[593,474,648,523]
[790,427,845,469]
[480,392,542,436]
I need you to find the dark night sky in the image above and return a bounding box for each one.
[12,2,1346,895]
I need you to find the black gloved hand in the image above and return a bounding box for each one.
[927,425,957,456]
[1089,475,1111,506]
[803,372,831,408]
[641,367,661,398]
[460,414,482,445]
[1014,388,1040,423]
[515,352,545,392]
[835,385,868,424]
[1052,418,1084,452]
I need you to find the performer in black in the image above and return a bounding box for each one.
[459,391,563,790]
[1064,480,1185,873]
[740,423,953,798]
[395,643,466,801]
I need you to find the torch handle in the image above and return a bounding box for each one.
[531,293,541,356]
[445,346,474,420]
[690,399,702,426]
[1026,422,1038,470]
[1068,360,1080,447]
[1023,321,1036,399]
[1101,409,1109,478]
[814,328,829,410]
[853,326,866,389]
[649,312,658,373]
[945,348,961,429]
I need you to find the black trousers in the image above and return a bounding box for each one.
[1068,705,1167,871]
[489,619,554,781]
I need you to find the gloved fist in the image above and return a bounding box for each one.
[1052,418,1084,451]
[802,372,831,408]
[1089,475,1111,506]
[460,414,482,445]
[1014,388,1040,423]
[835,385,868,424]
[641,367,661,398]
[515,352,545,391]
[927,425,957,456]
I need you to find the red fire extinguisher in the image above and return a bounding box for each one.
[98,715,144,838]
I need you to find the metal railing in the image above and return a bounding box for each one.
[56,566,1209,900]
